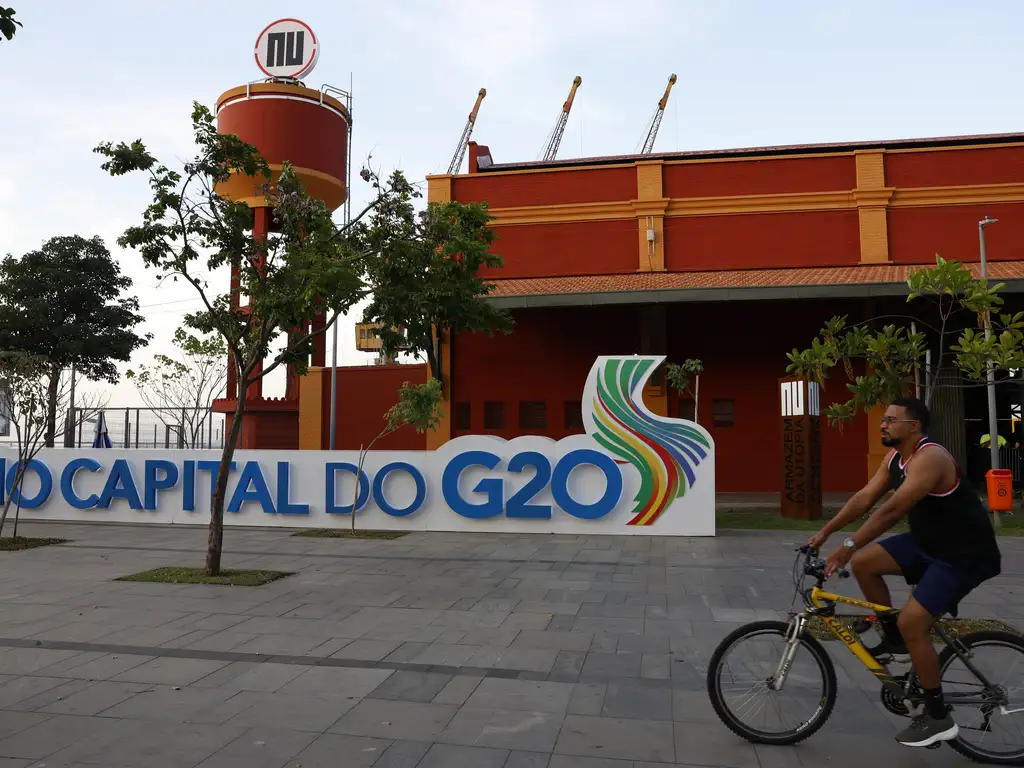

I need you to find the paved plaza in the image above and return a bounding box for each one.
[0,521,1019,767]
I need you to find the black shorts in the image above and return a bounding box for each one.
[879,532,993,618]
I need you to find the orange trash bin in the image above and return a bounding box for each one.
[986,469,1014,512]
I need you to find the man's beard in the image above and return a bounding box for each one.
[881,435,900,447]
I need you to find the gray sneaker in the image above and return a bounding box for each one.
[896,712,959,747]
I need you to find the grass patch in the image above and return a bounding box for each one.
[292,529,408,540]
[116,567,291,587]
[806,615,1021,643]
[0,537,67,551]
[717,508,1024,536]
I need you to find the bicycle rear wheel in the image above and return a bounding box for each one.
[706,620,837,745]
[940,630,1024,765]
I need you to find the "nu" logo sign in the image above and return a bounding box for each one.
[254,19,319,80]
[266,31,304,68]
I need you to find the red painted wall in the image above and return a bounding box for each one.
[888,202,1024,264]
[451,302,872,493]
[483,219,638,279]
[886,146,1024,188]
[664,156,855,199]
[452,307,640,440]
[664,210,861,271]
[323,365,429,450]
[225,408,299,450]
[664,301,868,493]
[455,166,637,209]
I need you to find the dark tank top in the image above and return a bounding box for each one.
[887,437,1001,580]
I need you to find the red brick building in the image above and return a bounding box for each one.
[280,130,1024,494]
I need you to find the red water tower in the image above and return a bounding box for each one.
[211,18,351,449]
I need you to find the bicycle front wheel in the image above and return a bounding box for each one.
[706,620,837,745]
[940,630,1024,765]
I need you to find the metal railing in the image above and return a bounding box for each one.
[0,407,225,450]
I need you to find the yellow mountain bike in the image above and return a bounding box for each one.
[706,545,1024,764]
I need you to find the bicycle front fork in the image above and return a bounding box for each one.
[770,614,808,691]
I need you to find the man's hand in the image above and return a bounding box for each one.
[807,530,829,551]
[824,544,854,578]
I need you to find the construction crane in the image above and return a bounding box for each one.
[639,74,677,155]
[447,88,487,175]
[540,75,582,162]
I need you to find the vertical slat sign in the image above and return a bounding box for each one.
[780,378,823,520]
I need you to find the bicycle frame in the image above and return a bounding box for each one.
[792,586,1009,710]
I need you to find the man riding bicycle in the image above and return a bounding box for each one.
[807,397,1002,749]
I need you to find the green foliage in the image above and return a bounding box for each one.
[357,169,514,379]
[95,104,364,388]
[0,7,21,41]
[665,359,704,394]
[384,377,445,436]
[0,235,149,384]
[96,102,374,575]
[786,255,1024,426]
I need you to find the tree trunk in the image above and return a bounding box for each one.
[694,375,700,425]
[12,494,22,539]
[206,397,246,576]
[44,364,60,448]
[0,464,23,539]
[425,335,440,382]
[352,444,364,533]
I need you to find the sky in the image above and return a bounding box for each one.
[2,0,1024,408]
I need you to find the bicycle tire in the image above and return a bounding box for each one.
[706,620,838,745]
[939,630,1024,765]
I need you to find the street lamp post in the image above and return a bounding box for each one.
[980,215,999,473]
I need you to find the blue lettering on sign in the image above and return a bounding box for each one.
[276,462,309,515]
[325,462,369,514]
[551,449,622,520]
[11,449,629,524]
[442,450,621,521]
[5,459,53,509]
[61,457,102,509]
[372,462,426,517]
[144,460,179,510]
[227,461,275,513]
[98,459,142,510]
[442,451,503,519]
[506,451,552,519]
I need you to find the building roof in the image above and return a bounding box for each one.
[486,261,1024,308]
[477,131,1024,173]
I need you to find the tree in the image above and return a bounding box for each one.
[665,359,704,423]
[357,170,514,380]
[126,329,227,448]
[348,378,444,532]
[95,103,395,576]
[0,7,20,42]
[0,235,149,446]
[786,256,1024,427]
[0,352,70,539]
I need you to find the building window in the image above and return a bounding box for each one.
[677,398,696,422]
[484,401,505,430]
[455,402,471,431]
[564,401,583,430]
[712,398,734,427]
[519,401,547,430]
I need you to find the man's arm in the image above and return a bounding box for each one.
[809,456,892,547]
[847,449,945,550]
[823,449,946,576]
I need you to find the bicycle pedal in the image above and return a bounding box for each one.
[926,742,942,750]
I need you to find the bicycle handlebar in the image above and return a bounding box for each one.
[795,545,850,581]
